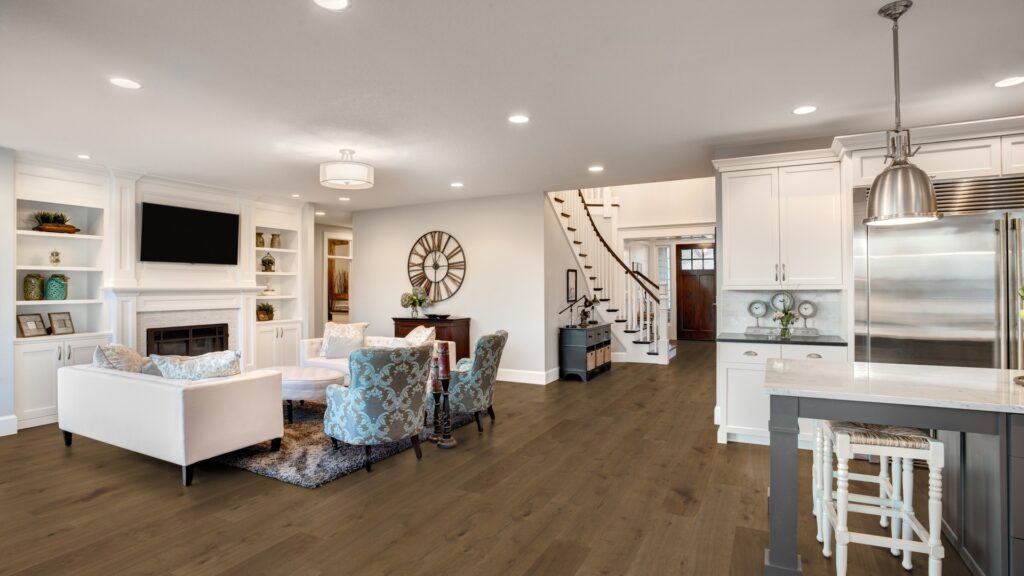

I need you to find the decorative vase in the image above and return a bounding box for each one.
[261,252,276,272]
[410,306,420,318]
[49,250,61,265]
[779,325,792,339]
[270,234,281,248]
[256,233,265,247]
[44,274,68,300]
[23,274,44,301]
[257,310,273,322]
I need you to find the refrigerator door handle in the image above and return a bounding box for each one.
[998,219,1008,369]
[1014,217,1024,368]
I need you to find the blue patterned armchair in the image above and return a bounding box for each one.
[449,330,508,431]
[324,344,433,471]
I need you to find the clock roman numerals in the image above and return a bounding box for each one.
[407,231,465,302]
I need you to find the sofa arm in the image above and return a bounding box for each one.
[301,338,323,361]
[182,370,283,464]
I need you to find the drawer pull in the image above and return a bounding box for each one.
[743,351,758,357]
[807,353,823,359]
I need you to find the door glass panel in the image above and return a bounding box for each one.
[681,249,692,259]
[704,248,714,259]
[704,258,715,270]
[692,260,704,270]
[680,260,692,270]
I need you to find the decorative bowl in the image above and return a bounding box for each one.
[426,314,451,319]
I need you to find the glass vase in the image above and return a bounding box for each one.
[410,306,420,318]
[779,326,792,339]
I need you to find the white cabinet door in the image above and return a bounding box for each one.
[254,324,278,369]
[65,337,110,367]
[1003,134,1024,175]
[852,137,1003,186]
[779,163,843,288]
[722,364,770,437]
[277,323,301,366]
[722,168,780,289]
[14,341,61,426]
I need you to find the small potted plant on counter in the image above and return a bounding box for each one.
[256,302,275,322]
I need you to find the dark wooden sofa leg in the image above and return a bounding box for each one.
[474,412,483,432]
[411,435,422,459]
[331,438,338,449]
[62,430,72,447]
[364,445,373,472]
[270,437,282,452]
[182,464,195,487]
[487,405,495,421]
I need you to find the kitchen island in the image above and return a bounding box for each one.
[762,359,1024,576]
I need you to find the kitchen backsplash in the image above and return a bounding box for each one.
[718,289,842,335]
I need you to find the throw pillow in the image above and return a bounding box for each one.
[149,350,242,380]
[404,325,436,346]
[94,344,148,373]
[320,322,368,359]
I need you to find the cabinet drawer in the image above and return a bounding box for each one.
[718,342,781,365]
[781,345,848,362]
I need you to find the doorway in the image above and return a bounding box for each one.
[676,243,716,341]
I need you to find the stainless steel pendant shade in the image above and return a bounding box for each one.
[863,0,942,227]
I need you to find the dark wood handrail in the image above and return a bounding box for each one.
[632,269,660,290]
[575,190,660,303]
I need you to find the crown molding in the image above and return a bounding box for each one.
[831,115,1024,156]
[711,148,837,172]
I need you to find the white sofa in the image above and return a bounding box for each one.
[301,336,456,377]
[57,365,284,486]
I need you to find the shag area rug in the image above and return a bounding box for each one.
[214,402,474,488]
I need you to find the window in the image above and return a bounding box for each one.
[657,245,671,312]
[680,246,714,271]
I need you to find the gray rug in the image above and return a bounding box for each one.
[214,402,475,488]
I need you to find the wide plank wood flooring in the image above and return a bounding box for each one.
[0,341,970,575]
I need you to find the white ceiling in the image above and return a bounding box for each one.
[2,0,1023,226]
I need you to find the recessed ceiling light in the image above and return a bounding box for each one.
[995,76,1024,88]
[109,77,142,90]
[588,165,604,173]
[508,114,530,124]
[792,105,817,115]
[450,182,464,188]
[338,197,351,202]
[313,0,350,11]
[77,154,91,160]
[290,194,301,198]
[315,211,327,216]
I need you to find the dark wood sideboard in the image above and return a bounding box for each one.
[393,317,471,360]
[559,324,611,381]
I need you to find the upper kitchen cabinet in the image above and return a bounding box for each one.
[717,151,843,290]
[850,137,1003,186]
[1004,134,1024,175]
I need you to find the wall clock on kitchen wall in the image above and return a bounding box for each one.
[407,231,466,302]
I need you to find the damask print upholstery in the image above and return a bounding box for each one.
[323,344,433,446]
[94,344,149,373]
[149,350,242,381]
[448,330,508,415]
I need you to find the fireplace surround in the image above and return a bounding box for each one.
[146,323,229,357]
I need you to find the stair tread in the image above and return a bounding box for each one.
[606,308,619,312]
[573,241,582,245]
[588,276,597,280]
[584,266,592,269]
[633,340,653,344]
[623,329,639,333]
[553,197,564,203]
[599,298,610,302]
[567,227,576,232]
[615,319,627,323]
[560,213,570,218]
[646,351,659,356]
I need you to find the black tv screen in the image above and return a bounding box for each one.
[140,203,240,265]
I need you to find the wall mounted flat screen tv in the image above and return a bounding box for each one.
[140,202,239,265]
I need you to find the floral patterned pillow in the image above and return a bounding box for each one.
[149,350,242,380]
[404,325,436,346]
[93,344,149,373]
[321,322,369,359]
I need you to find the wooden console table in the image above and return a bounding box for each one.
[393,316,471,360]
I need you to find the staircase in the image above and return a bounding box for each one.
[548,189,671,364]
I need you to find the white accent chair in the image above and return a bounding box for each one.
[57,365,284,486]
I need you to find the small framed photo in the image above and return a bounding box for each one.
[17,314,48,338]
[48,312,75,336]
[567,269,578,302]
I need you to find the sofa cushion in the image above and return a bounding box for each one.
[404,325,436,346]
[321,322,369,359]
[94,344,149,373]
[303,356,351,374]
[149,350,242,380]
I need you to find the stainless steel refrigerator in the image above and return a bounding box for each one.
[854,174,1024,576]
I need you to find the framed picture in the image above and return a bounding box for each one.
[48,312,75,335]
[17,314,48,338]
[566,269,578,302]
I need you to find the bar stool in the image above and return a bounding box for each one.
[820,421,945,576]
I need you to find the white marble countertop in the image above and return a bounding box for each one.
[764,359,1024,414]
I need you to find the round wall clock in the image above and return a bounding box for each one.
[770,291,795,312]
[407,231,466,302]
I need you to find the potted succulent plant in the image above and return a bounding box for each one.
[32,211,80,234]
[256,302,275,322]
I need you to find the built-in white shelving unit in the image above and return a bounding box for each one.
[254,226,300,324]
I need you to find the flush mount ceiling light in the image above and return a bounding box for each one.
[76,154,91,160]
[109,77,142,90]
[450,182,464,188]
[792,105,817,115]
[508,114,530,124]
[319,149,373,190]
[995,76,1024,88]
[863,0,941,227]
[588,165,604,173]
[313,0,350,11]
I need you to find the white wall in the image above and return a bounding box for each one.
[0,148,15,435]
[615,177,716,229]
[351,193,548,383]
[544,203,582,377]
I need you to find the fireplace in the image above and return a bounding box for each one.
[146,323,229,356]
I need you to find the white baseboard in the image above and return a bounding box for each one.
[544,368,559,384]
[497,368,551,385]
[0,414,18,436]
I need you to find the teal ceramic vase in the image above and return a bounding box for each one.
[44,274,68,300]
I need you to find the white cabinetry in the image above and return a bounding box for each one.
[715,341,847,445]
[1004,134,1024,175]
[850,137,1003,186]
[14,334,110,428]
[720,158,842,290]
[254,321,300,368]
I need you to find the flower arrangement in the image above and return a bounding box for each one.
[773,307,800,339]
[400,287,430,318]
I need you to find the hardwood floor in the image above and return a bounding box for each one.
[0,341,970,575]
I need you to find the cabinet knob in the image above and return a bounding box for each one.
[807,353,823,359]
[743,350,758,357]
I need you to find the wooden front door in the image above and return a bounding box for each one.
[677,244,716,341]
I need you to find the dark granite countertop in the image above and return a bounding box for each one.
[716,332,848,347]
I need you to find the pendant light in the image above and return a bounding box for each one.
[319,149,374,190]
[863,1,941,227]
